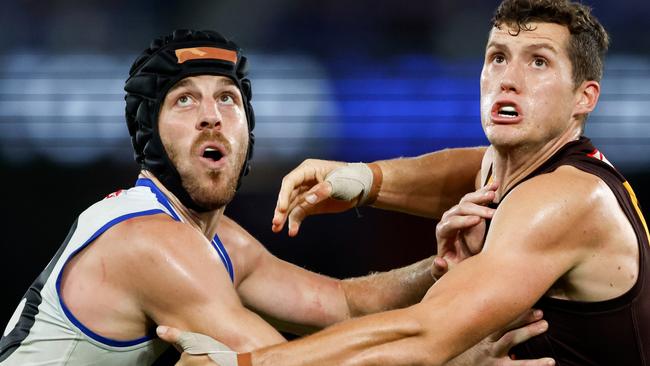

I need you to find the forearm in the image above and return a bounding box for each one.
[372,147,485,218]
[249,255,533,366]
[341,257,435,317]
[251,307,438,366]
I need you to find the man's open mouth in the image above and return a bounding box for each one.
[202,147,224,161]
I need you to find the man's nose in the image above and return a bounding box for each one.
[196,100,221,130]
[499,62,523,93]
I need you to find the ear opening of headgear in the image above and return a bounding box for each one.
[124,29,255,212]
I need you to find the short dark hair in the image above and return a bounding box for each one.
[492,0,609,87]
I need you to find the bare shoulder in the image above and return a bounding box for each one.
[100,214,233,293]
[488,165,613,253]
[108,213,209,261]
[510,165,612,211]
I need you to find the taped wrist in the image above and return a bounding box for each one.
[175,330,244,366]
[324,162,383,206]
[325,163,370,204]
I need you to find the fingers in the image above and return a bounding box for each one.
[506,309,543,331]
[285,184,318,220]
[462,181,498,205]
[286,182,332,237]
[492,319,548,352]
[435,183,497,240]
[438,186,497,231]
[432,256,449,281]
[273,163,319,232]
[487,310,549,360]
[272,159,346,233]
[450,198,496,220]
[436,213,481,240]
[488,309,543,342]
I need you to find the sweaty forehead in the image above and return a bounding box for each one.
[487,22,570,51]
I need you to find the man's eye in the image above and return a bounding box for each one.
[493,54,505,64]
[220,94,234,105]
[177,95,193,106]
[533,58,547,68]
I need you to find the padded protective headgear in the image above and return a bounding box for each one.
[124,29,255,212]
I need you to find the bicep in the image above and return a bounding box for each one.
[416,199,586,361]
[134,228,285,351]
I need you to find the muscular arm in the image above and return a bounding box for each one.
[124,215,286,352]
[372,147,486,218]
[219,216,435,335]
[273,147,485,235]
[250,171,601,365]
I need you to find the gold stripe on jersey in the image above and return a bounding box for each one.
[623,181,650,243]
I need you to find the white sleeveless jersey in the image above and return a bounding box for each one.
[0,178,234,365]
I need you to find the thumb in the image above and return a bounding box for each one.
[156,325,184,353]
[303,181,333,205]
[157,325,181,342]
[287,182,333,237]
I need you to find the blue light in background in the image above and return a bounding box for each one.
[0,53,648,171]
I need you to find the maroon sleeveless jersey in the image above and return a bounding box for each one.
[487,137,650,365]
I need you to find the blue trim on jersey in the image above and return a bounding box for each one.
[56,209,165,347]
[135,178,235,282]
[135,178,181,221]
[212,234,234,282]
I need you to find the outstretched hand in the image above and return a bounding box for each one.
[272,159,356,236]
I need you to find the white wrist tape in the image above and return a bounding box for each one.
[325,163,373,205]
[175,331,238,366]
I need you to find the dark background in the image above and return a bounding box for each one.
[2,0,650,328]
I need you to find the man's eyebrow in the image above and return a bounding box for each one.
[486,41,508,51]
[524,42,559,54]
[168,79,196,94]
[486,41,559,54]
[217,77,237,88]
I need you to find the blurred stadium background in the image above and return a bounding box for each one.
[2,0,649,323]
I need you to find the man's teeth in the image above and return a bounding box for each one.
[205,147,217,152]
[498,105,518,117]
